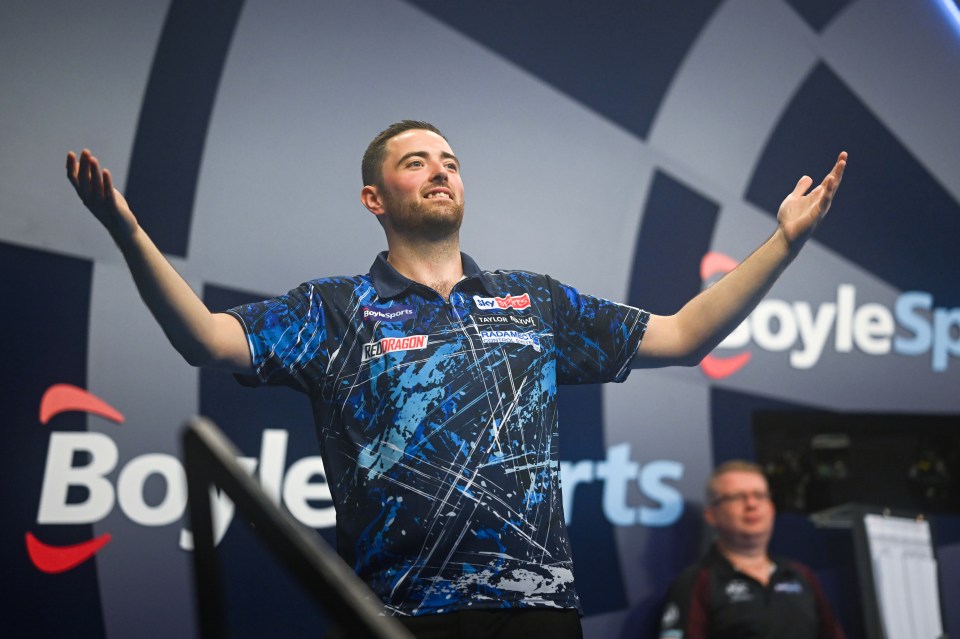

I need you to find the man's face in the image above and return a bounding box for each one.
[704,471,775,548]
[373,129,465,239]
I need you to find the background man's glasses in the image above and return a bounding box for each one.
[710,491,771,506]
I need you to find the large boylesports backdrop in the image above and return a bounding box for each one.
[3,1,960,637]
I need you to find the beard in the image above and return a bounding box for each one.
[383,192,465,242]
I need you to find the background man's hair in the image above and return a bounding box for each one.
[362,120,447,187]
[706,459,766,502]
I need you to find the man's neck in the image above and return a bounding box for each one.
[385,237,464,300]
[716,539,774,584]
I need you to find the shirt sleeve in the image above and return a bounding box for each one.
[660,566,710,639]
[225,282,329,393]
[794,563,847,639]
[546,275,649,384]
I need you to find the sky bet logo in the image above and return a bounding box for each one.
[473,293,531,311]
[699,252,960,379]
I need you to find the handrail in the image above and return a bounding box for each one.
[182,416,413,639]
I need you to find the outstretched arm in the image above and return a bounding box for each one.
[636,152,847,366]
[66,149,252,373]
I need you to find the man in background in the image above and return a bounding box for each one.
[659,460,845,639]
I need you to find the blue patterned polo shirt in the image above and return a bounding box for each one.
[227,252,648,616]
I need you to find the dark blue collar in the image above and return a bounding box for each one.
[369,251,493,299]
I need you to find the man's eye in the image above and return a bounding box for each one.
[445,163,459,171]
[408,160,423,168]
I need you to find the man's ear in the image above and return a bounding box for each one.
[361,184,386,217]
[703,505,717,528]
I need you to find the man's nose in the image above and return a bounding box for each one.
[430,164,449,182]
[743,493,764,507]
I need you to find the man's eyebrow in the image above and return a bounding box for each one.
[396,150,460,167]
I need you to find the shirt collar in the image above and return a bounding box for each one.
[707,543,784,579]
[369,251,493,299]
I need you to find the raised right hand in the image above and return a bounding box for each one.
[66,149,138,240]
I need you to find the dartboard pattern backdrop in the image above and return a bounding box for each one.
[3,1,959,637]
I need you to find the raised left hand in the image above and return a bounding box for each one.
[777,151,847,250]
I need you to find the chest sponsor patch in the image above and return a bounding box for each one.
[473,293,531,311]
[725,579,754,603]
[362,305,415,323]
[660,603,680,628]
[480,330,541,352]
[473,314,539,329]
[362,334,428,361]
[773,580,804,594]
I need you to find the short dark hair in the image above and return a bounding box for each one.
[362,120,447,187]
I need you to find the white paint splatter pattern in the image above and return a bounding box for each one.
[228,257,648,615]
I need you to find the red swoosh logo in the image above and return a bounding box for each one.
[700,351,752,379]
[39,383,125,425]
[26,531,113,574]
[700,251,740,282]
[698,252,751,379]
[30,384,123,573]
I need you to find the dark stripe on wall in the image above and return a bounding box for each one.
[557,384,629,615]
[708,386,815,467]
[627,170,720,316]
[784,0,855,33]
[125,0,246,257]
[745,63,960,307]
[0,241,106,637]
[200,284,335,637]
[403,0,722,140]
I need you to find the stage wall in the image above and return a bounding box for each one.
[3,1,960,637]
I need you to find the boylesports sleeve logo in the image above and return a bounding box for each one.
[472,293,531,311]
[362,305,415,323]
[362,335,429,361]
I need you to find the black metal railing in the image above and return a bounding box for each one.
[182,416,413,639]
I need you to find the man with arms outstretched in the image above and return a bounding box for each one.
[67,121,846,638]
